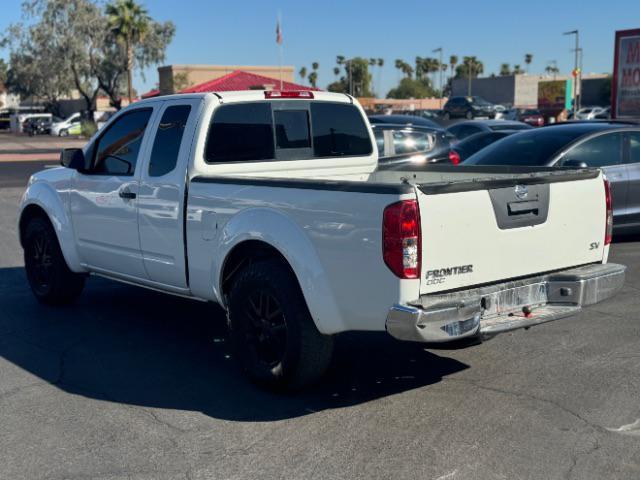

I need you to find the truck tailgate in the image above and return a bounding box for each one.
[417,170,607,294]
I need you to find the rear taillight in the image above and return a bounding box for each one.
[264,90,314,99]
[383,200,421,279]
[449,150,461,165]
[604,178,613,245]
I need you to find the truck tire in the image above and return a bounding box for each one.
[23,216,85,305]
[227,259,334,390]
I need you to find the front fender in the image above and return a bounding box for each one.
[215,208,346,335]
[19,178,86,273]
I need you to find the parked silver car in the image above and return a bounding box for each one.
[463,122,640,231]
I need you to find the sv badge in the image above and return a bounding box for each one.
[589,242,600,250]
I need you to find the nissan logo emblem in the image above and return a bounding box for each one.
[514,184,528,199]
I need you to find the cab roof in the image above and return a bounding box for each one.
[134,90,353,105]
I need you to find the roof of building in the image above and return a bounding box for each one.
[140,88,161,99]
[180,70,318,93]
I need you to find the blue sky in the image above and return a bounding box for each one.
[1,0,636,96]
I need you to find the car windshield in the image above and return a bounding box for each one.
[463,128,589,166]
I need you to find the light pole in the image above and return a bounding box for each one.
[563,29,580,115]
[432,47,443,107]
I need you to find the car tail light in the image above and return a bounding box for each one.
[449,150,461,165]
[264,90,314,99]
[604,178,613,245]
[383,200,421,279]
[537,117,544,126]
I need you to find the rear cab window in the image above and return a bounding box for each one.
[204,101,372,163]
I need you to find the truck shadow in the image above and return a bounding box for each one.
[0,267,469,422]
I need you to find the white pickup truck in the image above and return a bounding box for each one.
[18,90,625,389]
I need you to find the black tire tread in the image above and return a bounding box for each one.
[227,259,333,390]
[24,216,85,305]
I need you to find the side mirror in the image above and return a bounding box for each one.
[60,148,86,170]
[561,159,589,169]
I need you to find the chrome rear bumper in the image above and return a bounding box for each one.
[386,263,625,343]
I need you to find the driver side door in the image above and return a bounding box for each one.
[70,106,156,279]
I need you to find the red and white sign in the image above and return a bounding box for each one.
[612,28,640,119]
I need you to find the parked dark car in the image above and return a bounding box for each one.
[23,117,53,136]
[503,108,545,127]
[448,130,517,164]
[371,123,452,166]
[442,96,495,120]
[368,114,440,129]
[463,122,640,231]
[446,120,532,142]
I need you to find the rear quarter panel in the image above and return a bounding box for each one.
[187,182,419,334]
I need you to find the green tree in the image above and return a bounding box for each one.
[333,67,340,77]
[308,71,318,88]
[299,66,307,83]
[449,55,458,78]
[327,57,373,97]
[106,0,150,102]
[499,63,511,76]
[455,56,484,79]
[513,64,524,75]
[545,62,559,79]
[3,0,174,116]
[387,77,435,99]
[0,59,7,87]
[524,53,533,73]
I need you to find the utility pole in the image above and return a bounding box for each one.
[467,61,472,96]
[563,29,580,115]
[433,47,443,107]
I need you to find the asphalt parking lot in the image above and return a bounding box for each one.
[1,132,640,480]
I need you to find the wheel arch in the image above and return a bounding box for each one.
[214,209,346,335]
[18,184,86,273]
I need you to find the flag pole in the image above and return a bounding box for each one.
[277,13,283,90]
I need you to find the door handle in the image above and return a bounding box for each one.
[118,188,137,200]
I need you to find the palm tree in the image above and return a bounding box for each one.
[449,55,458,79]
[545,61,559,80]
[311,62,319,71]
[299,67,307,84]
[308,71,318,88]
[377,58,384,98]
[333,67,340,77]
[336,55,345,66]
[524,53,533,73]
[106,0,151,102]
[513,64,524,75]
[500,63,511,76]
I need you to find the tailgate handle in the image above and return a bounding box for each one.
[508,200,539,216]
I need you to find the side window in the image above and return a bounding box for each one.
[92,109,152,175]
[311,103,372,157]
[149,105,192,176]
[628,132,640,164]
[205,103,274,163]
[561,132,624,168]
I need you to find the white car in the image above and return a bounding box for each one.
[50,112,81,137]
[18,91,625,389]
